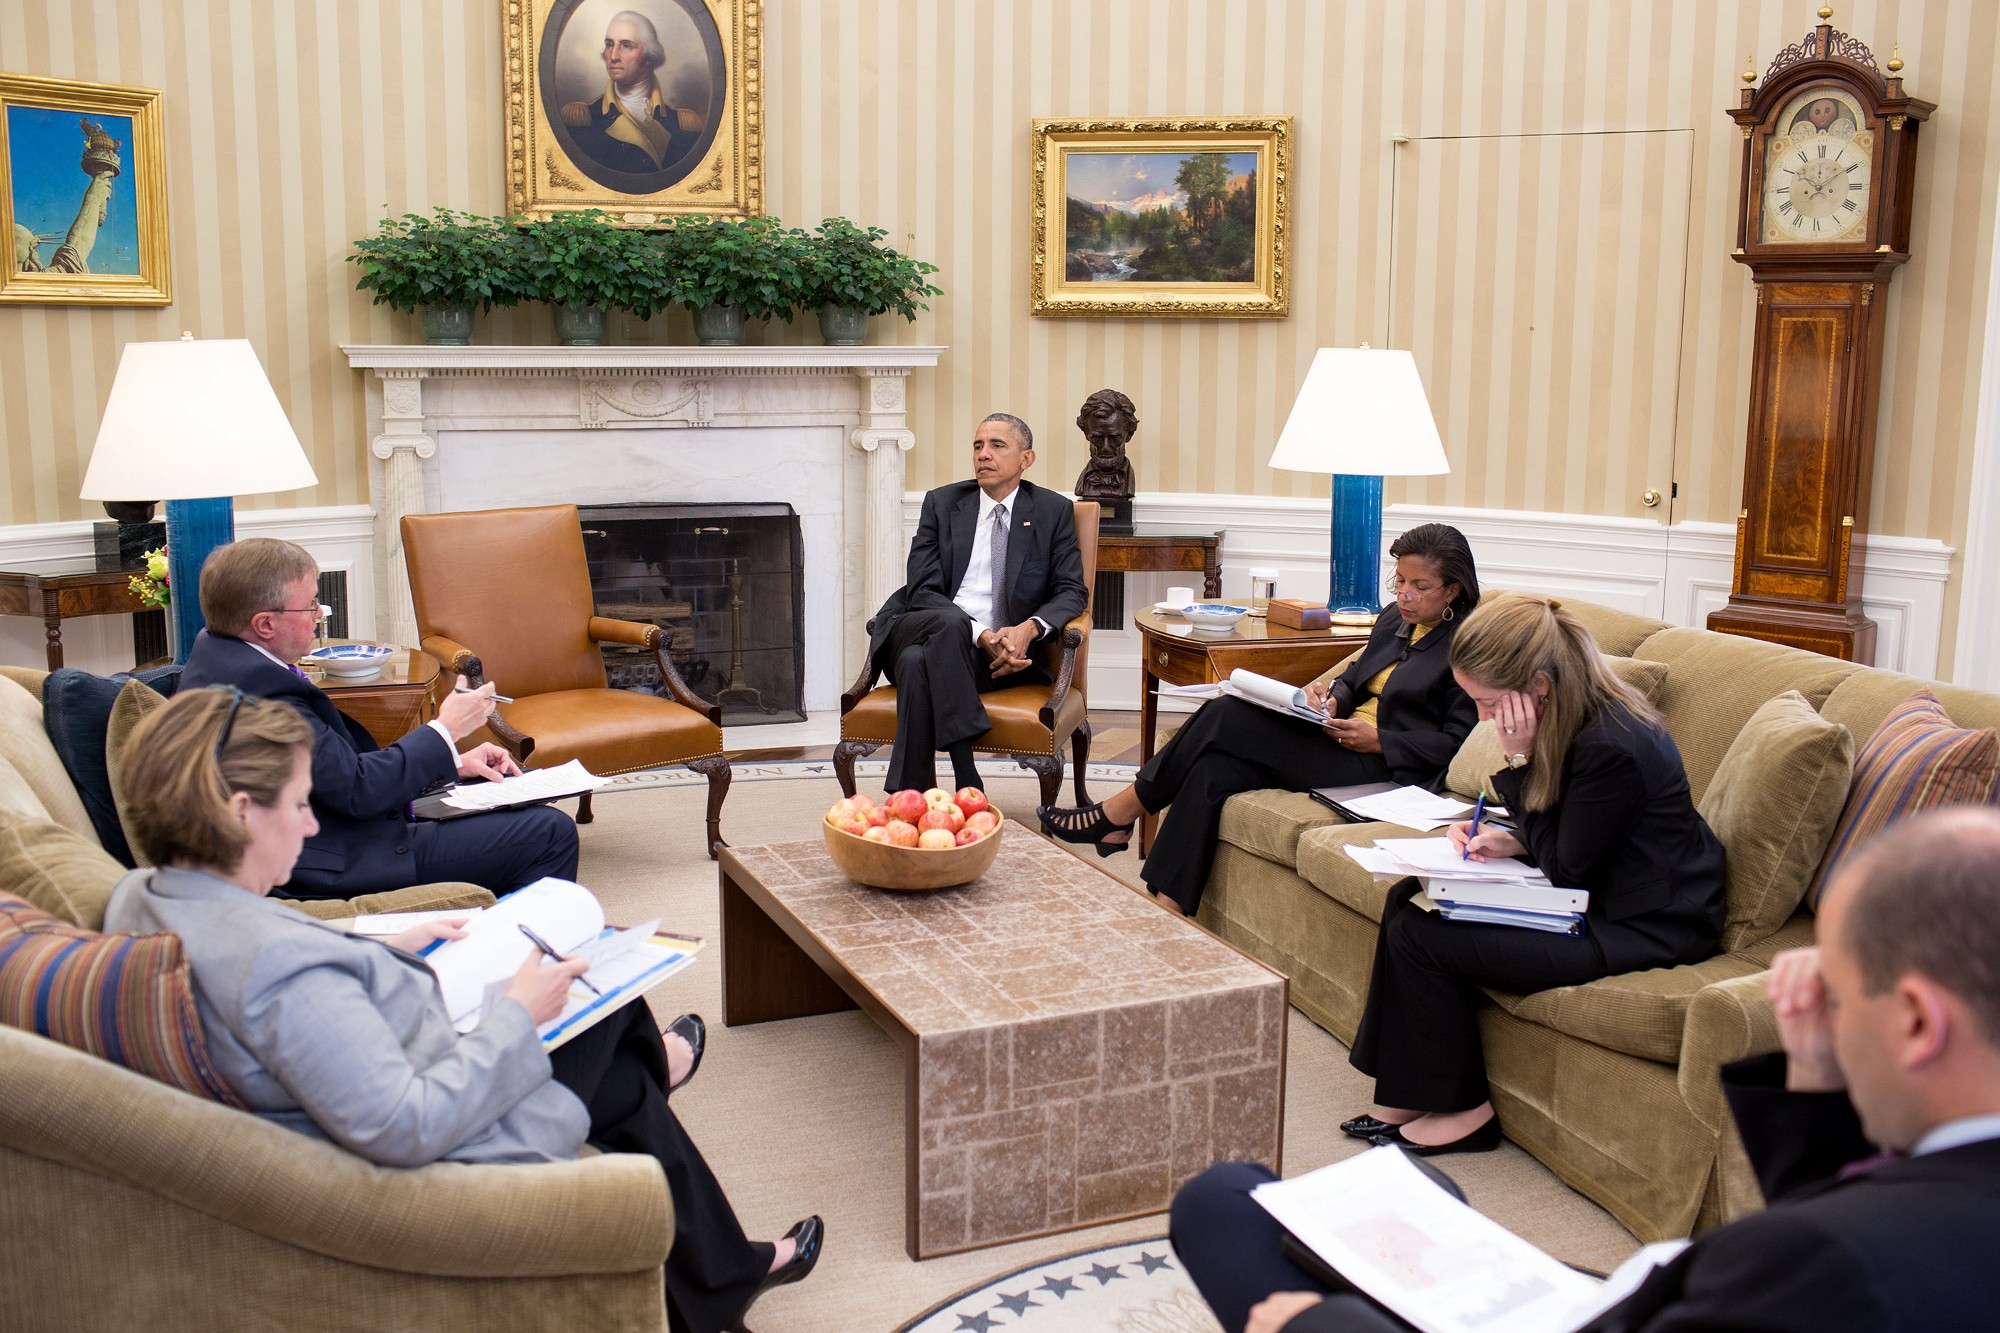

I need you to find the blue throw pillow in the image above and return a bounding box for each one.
[41,666,177,867]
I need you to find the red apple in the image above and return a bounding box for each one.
[964,810,999,836]
[863,826,892,843]
[886,789,928,824]
[884,820,921,847]
[918,809,956,834]
[918,827,957,850]
[863,804,891,828]
[941,803,965,832]
[955,827,983,846]
[955,787,990,818]
[826,799,854,822]
[849,793,877,814]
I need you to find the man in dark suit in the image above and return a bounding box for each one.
[865,413,1088,793]
[1171,806,2000,1333]
[179,539,579,900]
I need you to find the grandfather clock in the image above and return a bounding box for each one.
[1706,6,1933,663]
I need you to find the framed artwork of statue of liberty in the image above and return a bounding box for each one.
[0,73,171,305]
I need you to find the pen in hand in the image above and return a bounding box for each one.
[456,686,515,704]
[1463,792,1487,861]
[517,923,601,995]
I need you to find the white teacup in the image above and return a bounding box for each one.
[1163,585,1197,610]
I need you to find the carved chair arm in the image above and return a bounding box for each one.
[420,635,532,762]
[840,616,883,715]
[588,616,720,725]
[1038,610,1093,726]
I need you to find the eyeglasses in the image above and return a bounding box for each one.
[266,605,325,618]
[213,688,246,763]
[1386,575,1441,601]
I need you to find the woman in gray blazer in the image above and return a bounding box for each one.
[105,688,821,1333]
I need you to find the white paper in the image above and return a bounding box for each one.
[1251,1147,1613,1333]
[536,935,701,1048]
[1157,682,1225,699]
[1337,786,1479,831]
[439,759,609,812]
[1371,837,1551,884]
[349,907,485,936]
[426,878,605,1027]
[1223,668,1326,723]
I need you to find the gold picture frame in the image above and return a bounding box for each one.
[504,0,762,221]
[1031,117,1290,318]
[0,73,171,305]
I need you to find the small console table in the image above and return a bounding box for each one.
[1096,527,1223,599]
[0,558,166,670]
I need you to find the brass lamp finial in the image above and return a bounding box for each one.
[1887,44,1904,74]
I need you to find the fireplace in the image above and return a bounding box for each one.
[579,503,805,726]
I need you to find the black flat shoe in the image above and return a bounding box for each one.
[1038,801,1136,857]
[729,1215,823,1331]
[665,1013,705,1091]
[1339,1113,1403,1140]
[1368,1114,1502,1157]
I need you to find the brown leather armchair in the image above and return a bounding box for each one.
[835,500,1099,807]
[400,505,731,857]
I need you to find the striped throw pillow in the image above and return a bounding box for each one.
[1807,691,2000,909]
[0,893,246,1106]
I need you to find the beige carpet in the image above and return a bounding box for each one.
[575,761,1640,1331]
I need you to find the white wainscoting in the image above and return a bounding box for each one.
[901,494,1956,711]
[0,507,378,675]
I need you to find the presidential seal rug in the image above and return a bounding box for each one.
[893,1237,1220,1333]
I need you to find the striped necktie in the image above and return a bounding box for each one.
[990,503,1009,623]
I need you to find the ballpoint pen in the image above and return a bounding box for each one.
[456,686,516,704]
[1463,791,1487,861]
[518,923,601,995]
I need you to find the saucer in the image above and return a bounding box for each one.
[304,644,395,678]
[1152,602,1191,616]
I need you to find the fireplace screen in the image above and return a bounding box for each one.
[578,503,805,726]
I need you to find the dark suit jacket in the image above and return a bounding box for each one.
[1490,701,1725,973]
[866,478,1089,672]
[1324,606,1477,789]
[180,630,457,893]
[1290,1054,2000,1333]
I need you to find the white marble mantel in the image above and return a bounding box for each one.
[341,344,945,711]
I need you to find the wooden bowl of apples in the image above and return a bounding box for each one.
[822,787,1005,891]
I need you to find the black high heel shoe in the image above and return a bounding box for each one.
[665,1013,705,1091]
[1368,1114,1502,1158]
[1339,1112,1404,1140]
[729,1215,824,1331]
[1037,801,1137,857]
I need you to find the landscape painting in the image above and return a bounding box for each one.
[1063,150,1259,284]
[1031,117,1290,318]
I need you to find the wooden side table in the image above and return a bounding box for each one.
[1097,529,1223,599]
[0,559,163,670]
[1133,607,1372,853]
[311,641,443,748]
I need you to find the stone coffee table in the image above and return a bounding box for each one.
[718,831,1287,1258]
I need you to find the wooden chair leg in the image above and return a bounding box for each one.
[575,790,595,825]
[1070,720,1093,806]
[689,755,732,859]
[1018,753,1062,809]
[833,739,879,798]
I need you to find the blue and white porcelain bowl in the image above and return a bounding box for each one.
[304,644,395,678]
[1181,603,1250,632]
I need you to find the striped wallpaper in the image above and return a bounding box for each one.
[1,1,1996,619]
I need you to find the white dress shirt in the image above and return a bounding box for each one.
[1913,1112,2000,1157]
[954,485,1030,643]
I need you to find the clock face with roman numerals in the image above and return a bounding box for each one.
[1762,86,1872,244]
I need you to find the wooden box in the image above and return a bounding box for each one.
[1268,598,1331,630]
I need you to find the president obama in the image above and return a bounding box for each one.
[864,413,1088,793]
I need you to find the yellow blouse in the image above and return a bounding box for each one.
[1348,622,1433,726]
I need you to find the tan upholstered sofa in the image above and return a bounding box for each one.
[1192,601,2000,1242]
[0,666,676,1328]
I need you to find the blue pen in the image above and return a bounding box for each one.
[1463,792,1487,860]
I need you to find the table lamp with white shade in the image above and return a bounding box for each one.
[1267,346,1450,614]
[79,334,318,661]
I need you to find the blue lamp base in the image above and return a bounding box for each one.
[163,497,234,663]
[1328,474,1383,615]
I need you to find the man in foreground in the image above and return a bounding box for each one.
[180,538,579,899]
[1172,806,2000,1332]
[863,413,1088,794]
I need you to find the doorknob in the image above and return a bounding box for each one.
[1642,488,1662,508]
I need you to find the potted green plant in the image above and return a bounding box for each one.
[798,217,941,344]
[347,209,525,344]
[515,208,659,346]
[658,215,802,345]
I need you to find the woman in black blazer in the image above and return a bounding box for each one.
[1040,524,1482,915]
[1343,594,1726,1154]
